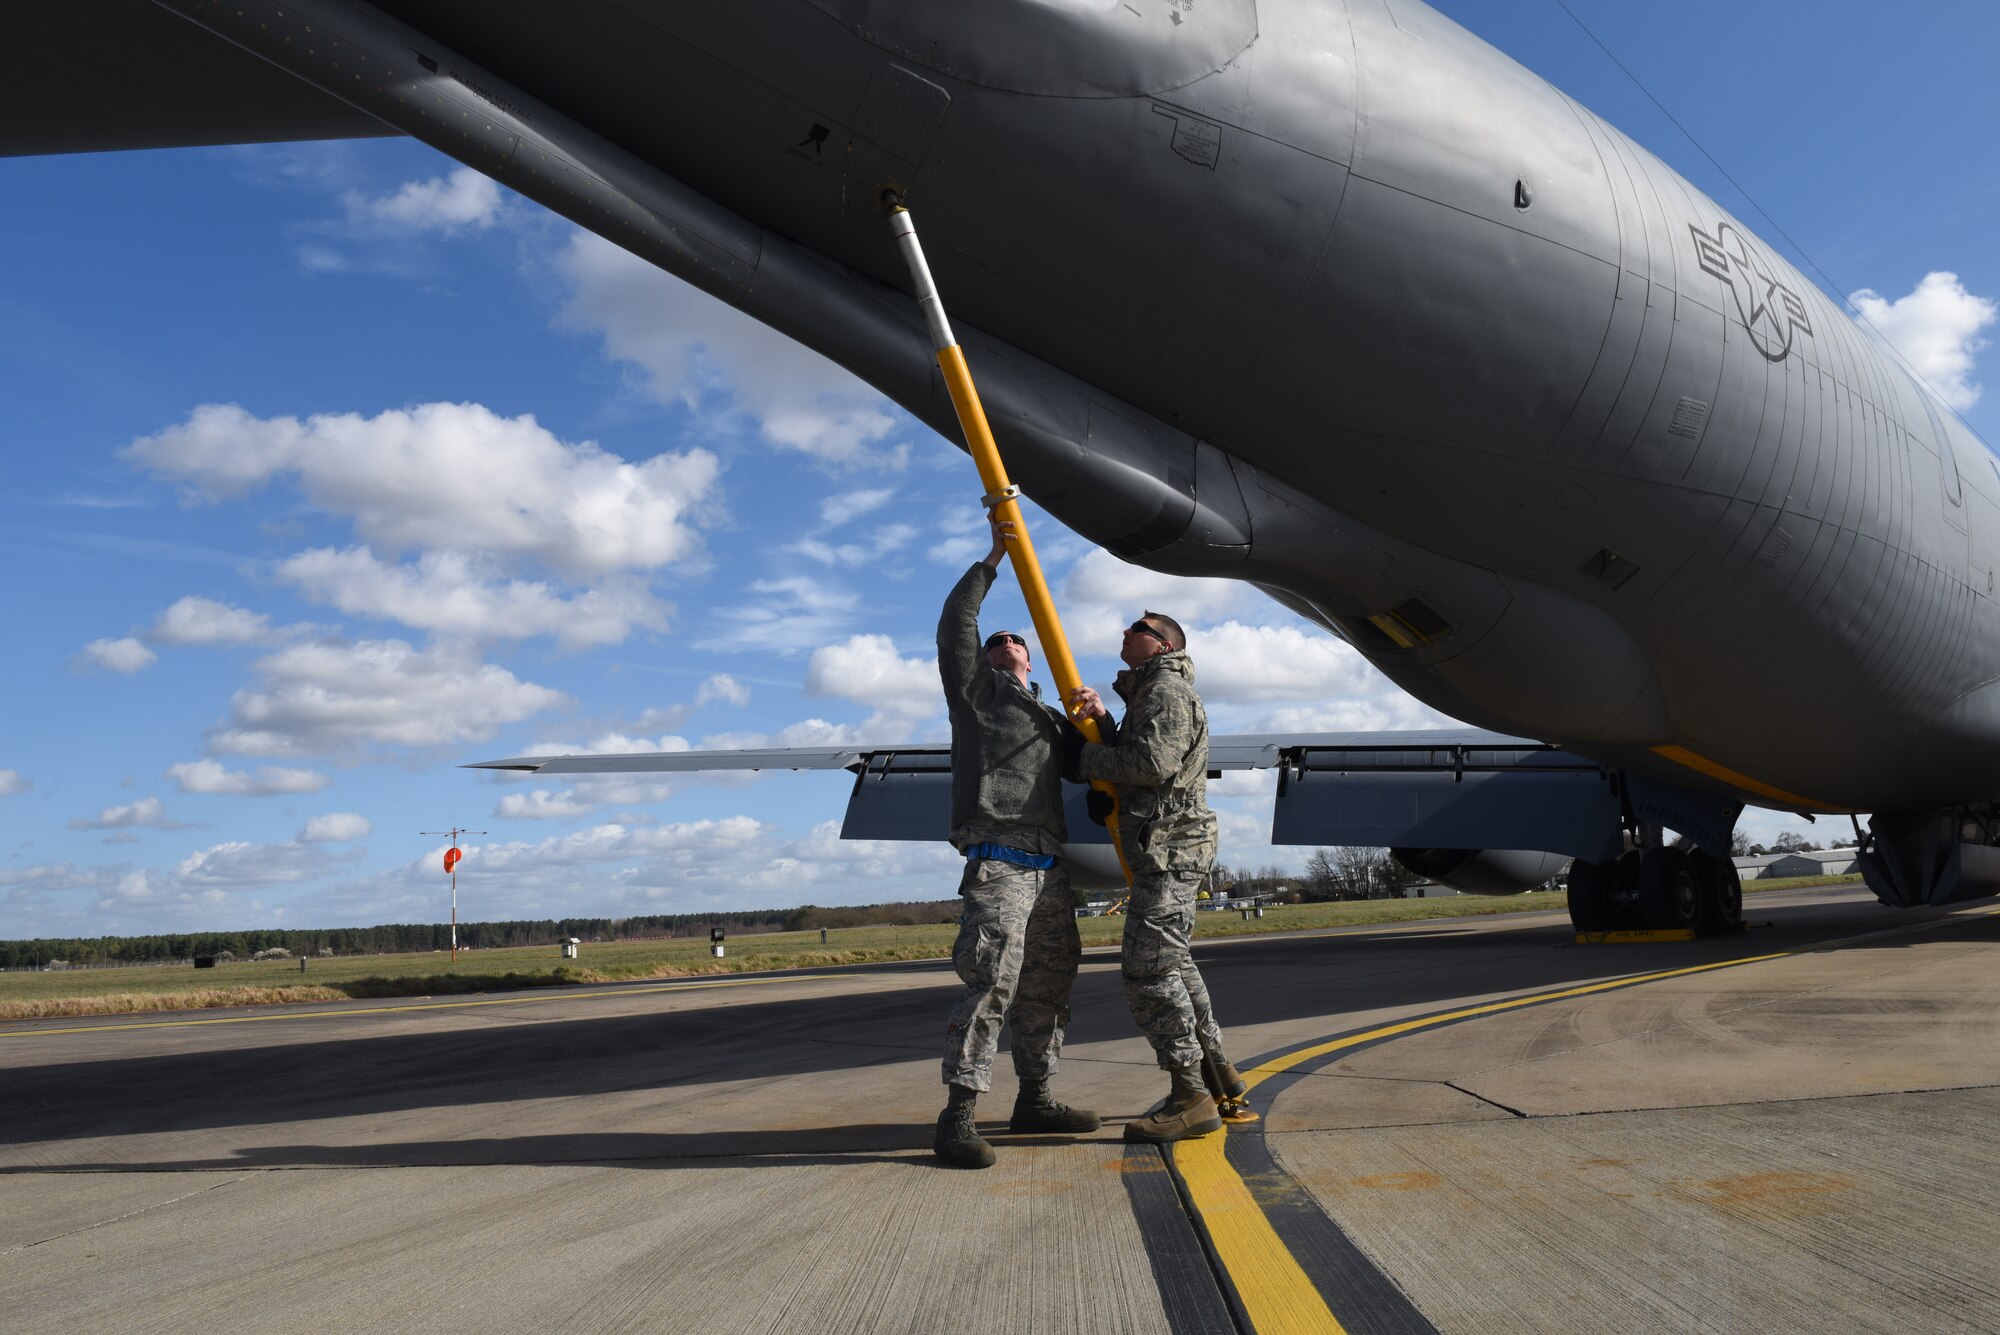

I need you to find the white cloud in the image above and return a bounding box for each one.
[736,819,962,896]
[79,637,156,674]
[819,488,896,526]
[1182,621,1393,704]
[277,546,669,648]
[698,718,871,750]
[209,637,568,756]
[556,232,905,467]
[699,575,860,654]
[466,817,771,877]
[520,732,692,759]
[805,633,940,737]
[150,596,271,646]
[1850,271,1997,411]
[344,167,504,233]
[68,797,185,831]
[167,759,332,796]
[1735,807,1831,851]
[93,867,232,918]
[123,401,717,577]
[1059,549,1266,651]
[788,523,918,569]
[696,673,751,707]
[0,770,28,798]
[489,732,699,813]
[495,789,596,820]
[1253,698,1460,733]
[300,812,372,842]
[174,839,360,888]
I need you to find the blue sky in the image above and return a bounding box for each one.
[4,1,1995,938]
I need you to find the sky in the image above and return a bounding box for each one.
[3,0,1996,939]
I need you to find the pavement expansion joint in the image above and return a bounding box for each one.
[0,1175,242,1255]
[1442,1080,1529,1118]
[1429,1079,2000,1125]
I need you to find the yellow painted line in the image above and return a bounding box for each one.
[1649,744,1853,813]
[1175,1131,1349,1333]
[1170,948,1794,1332]
[1188,905,2000,1323]
[0,973,843,1039]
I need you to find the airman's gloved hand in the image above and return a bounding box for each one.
[1086,788,1115,827]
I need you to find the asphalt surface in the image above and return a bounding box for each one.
[4,884,1998,1333]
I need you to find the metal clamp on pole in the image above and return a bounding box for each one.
[886,204,1131,884]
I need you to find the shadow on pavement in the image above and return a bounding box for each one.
[1,895,1972,1156]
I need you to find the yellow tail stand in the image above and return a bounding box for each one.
[885,204,1131,884]
[887,204,1253,1124]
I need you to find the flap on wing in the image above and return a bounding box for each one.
[2,3,397,158]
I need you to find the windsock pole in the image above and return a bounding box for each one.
[886,204,1131,884]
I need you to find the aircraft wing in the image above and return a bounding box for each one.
[466,745,885,775]
[465,728,1540,778]
[464,727,1734,878]
[1,4,398,157]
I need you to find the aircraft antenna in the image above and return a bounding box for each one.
[420,826,487,963]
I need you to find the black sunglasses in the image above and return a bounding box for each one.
[986,633,1026,649]
[1125,620,1168,645]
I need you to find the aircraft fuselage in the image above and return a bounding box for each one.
[155,0,1999,819]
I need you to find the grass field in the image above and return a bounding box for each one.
[0,874,1864,1021]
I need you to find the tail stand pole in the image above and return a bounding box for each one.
[884,202,1131,884]
[887,202,1254,1123]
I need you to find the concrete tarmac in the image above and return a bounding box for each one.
[4,884,1998,1333]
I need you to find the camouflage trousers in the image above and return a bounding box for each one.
[941,857,1082,1092]
[1122,870,1228,1071]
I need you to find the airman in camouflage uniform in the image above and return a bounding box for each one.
[1071,611,1243,1142]
[933,514,1101,1170]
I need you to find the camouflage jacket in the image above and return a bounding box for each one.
[939,563,1069,856]
[1076,650,1218,875]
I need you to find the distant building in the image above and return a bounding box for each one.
[1732,853,1786,879]
[1762,847,1861,878]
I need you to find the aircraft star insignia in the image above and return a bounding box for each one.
[1689,221,1814,362]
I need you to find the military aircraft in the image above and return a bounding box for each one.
[13,1,1996,934]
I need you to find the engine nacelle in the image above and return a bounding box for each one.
[1391,848,1568,896]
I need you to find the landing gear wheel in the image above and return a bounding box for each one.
[1638,847,1703,932]
[1567,858,1612,932]
[1690,851,1743,934]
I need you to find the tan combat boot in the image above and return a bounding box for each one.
[1202,1055,1247,1103]
[1009,1079,1102,1134]
[1123,1065,1223,1143]
[934,1085,996,1168]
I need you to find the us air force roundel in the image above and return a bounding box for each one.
[1690,221,1815,362]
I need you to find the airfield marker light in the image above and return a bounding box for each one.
[885,205,1131,884]
[420,826,486,964]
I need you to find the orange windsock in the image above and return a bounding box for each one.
[443,847,462,873]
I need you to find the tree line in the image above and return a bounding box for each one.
[0,901,957,969]
[1213,848,1425,903]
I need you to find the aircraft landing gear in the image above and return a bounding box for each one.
[1637,846,1703,932]
[1570,845,1740,936]
[1690,849,1743,932]
[1566,857,1614,932]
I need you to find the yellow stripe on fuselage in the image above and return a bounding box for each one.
[1649,744,1854,814]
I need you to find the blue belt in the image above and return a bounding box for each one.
[964,842,1057,870]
